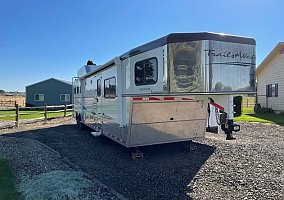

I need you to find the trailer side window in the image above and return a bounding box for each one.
[135,57,158,86]
[97,79,101,97]
[104,77,116,98]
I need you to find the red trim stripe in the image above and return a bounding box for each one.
[164,97,174,100]
[182,97,193,100]
[210,102,224,111]
[132,97,143,101]
[149,97,160,100]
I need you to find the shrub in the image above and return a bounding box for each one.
[255,107,275,114]
[279,111,284,115]
[254,103,261,113]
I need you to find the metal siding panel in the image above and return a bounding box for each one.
[131,100,206,124]
[128,100,207,147]
[129,120,206,147]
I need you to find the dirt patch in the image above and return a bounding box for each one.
[0,95,25,107]
[0,116,75,133]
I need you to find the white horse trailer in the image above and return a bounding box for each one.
[73,32,256,152]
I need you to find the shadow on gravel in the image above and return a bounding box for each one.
[4,124,216,200]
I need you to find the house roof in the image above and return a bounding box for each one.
[257,42,284,75]
[26,78,72,88]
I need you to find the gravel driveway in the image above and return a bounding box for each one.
[1,120,284,199]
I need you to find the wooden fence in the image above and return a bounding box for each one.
[0,102,73,128]
[0,100,17,107]
[242,96,255,107]
[0,95,25,107]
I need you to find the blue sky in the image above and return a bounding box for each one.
[1,0,283,91]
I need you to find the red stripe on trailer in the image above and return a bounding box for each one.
[149,97,160,100]
[210,102,224,111]
[182,97,193,100]
[164,97,174,100]
[132,97,143,101]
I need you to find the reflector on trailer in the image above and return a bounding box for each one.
[149,97,160,100]
[132,97,143,101]
[164,97,174,100]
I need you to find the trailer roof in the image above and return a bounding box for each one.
[120,32,256,60]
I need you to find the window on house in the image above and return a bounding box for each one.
[60,94,70,102]
[104,77,116,98]
[74,87,76,95]
[34,94,44,101]
[97,79,101,97]
[135,57,158,86]
[266,83,278,97]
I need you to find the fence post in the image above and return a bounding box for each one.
[64,104,67,117]
[15,103,19,127]
[44,104,47,121]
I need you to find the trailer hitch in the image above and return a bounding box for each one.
[208,98,240,140]
[220,112,240,140]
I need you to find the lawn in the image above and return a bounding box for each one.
[234,107,284,125]
[0,159,19,200]
[0,110,72,121]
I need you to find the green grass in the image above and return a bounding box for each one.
[235,107,284,125]
[0,110,72,121]
[0,159,19,200]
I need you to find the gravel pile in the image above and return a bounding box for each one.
[1,121,284,199]
[190,122,284,200]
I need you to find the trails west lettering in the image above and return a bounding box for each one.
[204,49,255,60]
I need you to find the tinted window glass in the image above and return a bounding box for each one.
[135,58,158,85]
[266,83,278,97]
[104,77,116,98]
[97,79,101,97]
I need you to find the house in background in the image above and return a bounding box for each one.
[256,42,284,113]
[26,78,72,107]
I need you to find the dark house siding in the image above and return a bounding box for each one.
[26,78,72,106]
